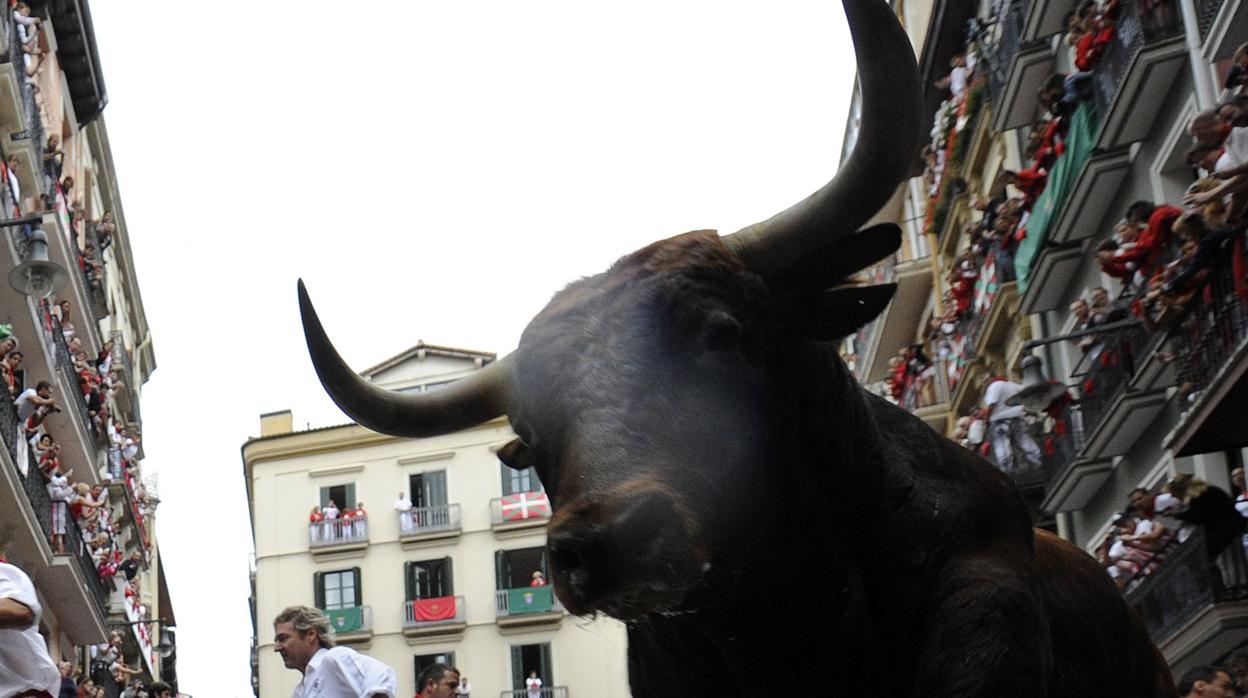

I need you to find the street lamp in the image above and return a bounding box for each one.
[5,218,68,298]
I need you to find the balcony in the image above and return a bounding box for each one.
[502,689,568,698]
[308,519,369,556]
[1125,528,1248,670]
[1070,323,1168,461]
[0,394,109,643]
[399,503,461,546]
[982,415,1049,490]
[402,596,467,640]
[323,605,373,645]
[902,358,952,433]
[490,491,551,536]
[1164,228,1248,457]
[984,0,1056,132]
[1198,0,1247,63]
[1091,0,1187,150]
[495,586,563,631]
[1020,0,1080,41]
[1038,403,1114,512]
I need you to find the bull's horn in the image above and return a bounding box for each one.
[298,280,513,438]
[723,0,922,277]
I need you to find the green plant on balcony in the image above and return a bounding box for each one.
[925,78,988,237]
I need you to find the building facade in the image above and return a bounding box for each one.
[0,0,176,693]
[847,0,1248,678]
[245,342,630,698]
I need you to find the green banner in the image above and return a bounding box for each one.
[506,586,554,614]
[1015,102,1100,292]
[325,606,364,633]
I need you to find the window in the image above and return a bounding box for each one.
[314,568,360,610]
[409,470,448,509]
[510,643,552,691]
[495,547,547,590]
[319,483,356,510]
[405,557,454,600]
[500,463,543,496]
[413,652,456,686]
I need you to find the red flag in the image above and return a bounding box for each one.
[414,596,457,621]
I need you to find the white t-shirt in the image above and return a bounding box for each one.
[291,646,397,698]
[14,388,42,420]
[1220,126,1248,171]
[0,562,60,697]
[982,380,1025,421]
[323,505,339,520]
[526,677,543,697]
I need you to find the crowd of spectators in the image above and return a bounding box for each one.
[309,499,370,542]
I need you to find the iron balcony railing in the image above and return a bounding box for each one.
[983,0,1029,109]
[321,604,373,637]
[1091,0,1184,124]
[1040,402,1088,487]
[398,503,461,537]
[1193,0,1224,39]
[1068,320,1156,448]
[1167,227,1248,407]
[308,518,369,548]
[1125,527,1248,645]
[495,586,563,616]
[46,307,104,445]
[490,492,551,526]
[501,688,568,698]
[402,595,465,628]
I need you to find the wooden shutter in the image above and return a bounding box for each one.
[404,561,415,602]
[510,645,524,690]
[313,571,325,609]
[442,556,454,596]
[495,550,506,590]
[500,463,513,496]
[351,567,361,606]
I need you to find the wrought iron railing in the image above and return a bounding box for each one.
[1040,402,1088,487]
[501,688,568,698]
[398,503,461,536]
[46,308,103,444]
[402,596,465,628]
[1091,0,1183,124]
[308,518,369,548]
[1167,227,1248,407]
[1125,527,1248,644]
[1069,321,1155,445]
[984,0,1029,108]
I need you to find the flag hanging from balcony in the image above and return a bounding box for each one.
[507,586,554,614]
[501,491,550,521]
[413,596,458,621]
[326,606,364,633]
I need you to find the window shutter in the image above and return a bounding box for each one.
[495,550,506,590]
[344,483,356,508]
[319,487,329,509]
[443,556,454,596]
[313,572,325,609]
[540,547,550,578]
[510,645,524,690]
[404,561,415,602]
[500,463,512,496]
[540,643,554,687]
[351,567,362,606]
[425,470,447,507]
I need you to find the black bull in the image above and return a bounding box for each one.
[296,0,1176,695]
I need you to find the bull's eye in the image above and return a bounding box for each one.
[701,311,742,353]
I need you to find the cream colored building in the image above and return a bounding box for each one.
[245,342,630,698]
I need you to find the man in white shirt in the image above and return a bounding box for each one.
[274,605,397,698]
[981,376,1042,473]
[15,380,58,423]
[394,492,413,533]
[0,556,61,698]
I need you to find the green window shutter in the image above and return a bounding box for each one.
[404,561,415,602]
[510,645,524,690]
[443,556,454,596]
[344,483,356,508]
[351,567,361,606]
[495,550,506,590]
[313,572,325,609]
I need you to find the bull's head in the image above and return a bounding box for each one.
[299,0,921,621]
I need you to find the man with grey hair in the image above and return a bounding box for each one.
[274,605,397,697]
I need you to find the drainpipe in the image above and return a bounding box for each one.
[1177,0,1217,108]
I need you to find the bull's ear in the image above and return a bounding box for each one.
[774,224,902,294]
[498,438,533,471]
[799,283,897,340]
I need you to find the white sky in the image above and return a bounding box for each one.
[88,2,857,694]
